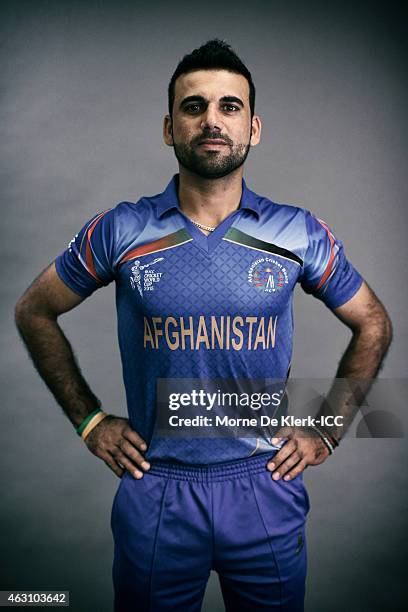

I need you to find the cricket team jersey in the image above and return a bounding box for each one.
[55,174,363,464]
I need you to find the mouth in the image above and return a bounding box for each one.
[197,139,229,149]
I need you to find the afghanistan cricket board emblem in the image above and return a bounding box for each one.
[248,257,289,293]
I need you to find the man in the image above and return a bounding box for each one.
[15,39,392,611]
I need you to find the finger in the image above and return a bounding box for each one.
[283,459,308,481]
[267,439,297,471]
[112,449,145,479]
[118,439,150,471]
[123,428,147,451]
[102,452,125,478]
[271,427,292,445]
[271,452,301,480]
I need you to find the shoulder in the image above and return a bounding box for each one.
[98,191,172,265]
[253,190,334,242]
[248,184,308,226]
[246,186,337,262]
[106,193,160,234]
[247,186,312,247]
[112,194,155,219]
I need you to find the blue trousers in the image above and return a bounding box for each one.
[111,451,310,611]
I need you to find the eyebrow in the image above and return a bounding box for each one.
[179,95,245,109]
[220,96,244,108]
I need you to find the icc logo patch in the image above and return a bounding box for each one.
[248,257,289,293]
[130,257,164,297]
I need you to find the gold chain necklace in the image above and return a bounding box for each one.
[186,217,216,232]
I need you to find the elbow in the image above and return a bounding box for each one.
[14,296,31,331]
[382,312,393,350]
[374,309,393,352]
[15,292,40,331]
[355,308,393,355]
[15,291,58,332]
[373,312,393,369]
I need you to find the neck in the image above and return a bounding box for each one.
[177,166,244,225]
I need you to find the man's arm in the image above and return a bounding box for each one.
[316,279,393,438]
[15,263,150,479]
[267,280,393,480]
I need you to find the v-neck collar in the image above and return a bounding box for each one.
[179,208,240,254]
[154,174,260,255]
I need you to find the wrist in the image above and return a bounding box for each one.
[76,408,109,441]
[308,424,338,455]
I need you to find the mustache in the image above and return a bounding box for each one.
[192,132,233,146]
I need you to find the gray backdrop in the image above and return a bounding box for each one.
[2,1,407,610]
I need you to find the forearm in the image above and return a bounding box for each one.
[15,309,101,429]
[317,321,392,441]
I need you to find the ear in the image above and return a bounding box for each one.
[163,115,174,146]
[250,115,261,146]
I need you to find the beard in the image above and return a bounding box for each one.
[172,131,251,179]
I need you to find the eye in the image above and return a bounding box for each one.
[222,104,240,112]
[184,103,203,113]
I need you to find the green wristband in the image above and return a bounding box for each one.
[76,408,102,436]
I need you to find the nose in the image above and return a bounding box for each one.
[200,103,222,132]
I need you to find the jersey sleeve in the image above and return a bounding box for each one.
[54,209,116,298]
[299,211,364,309]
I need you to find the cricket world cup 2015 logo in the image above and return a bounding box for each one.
[248,257,289,293]
[130,257,164,297]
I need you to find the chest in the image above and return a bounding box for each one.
[116,237,302,318]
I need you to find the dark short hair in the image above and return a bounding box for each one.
[168,39,256,118]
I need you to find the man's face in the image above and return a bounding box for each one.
[164,69,261,179]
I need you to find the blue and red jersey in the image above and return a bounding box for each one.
[55,174,363,463]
